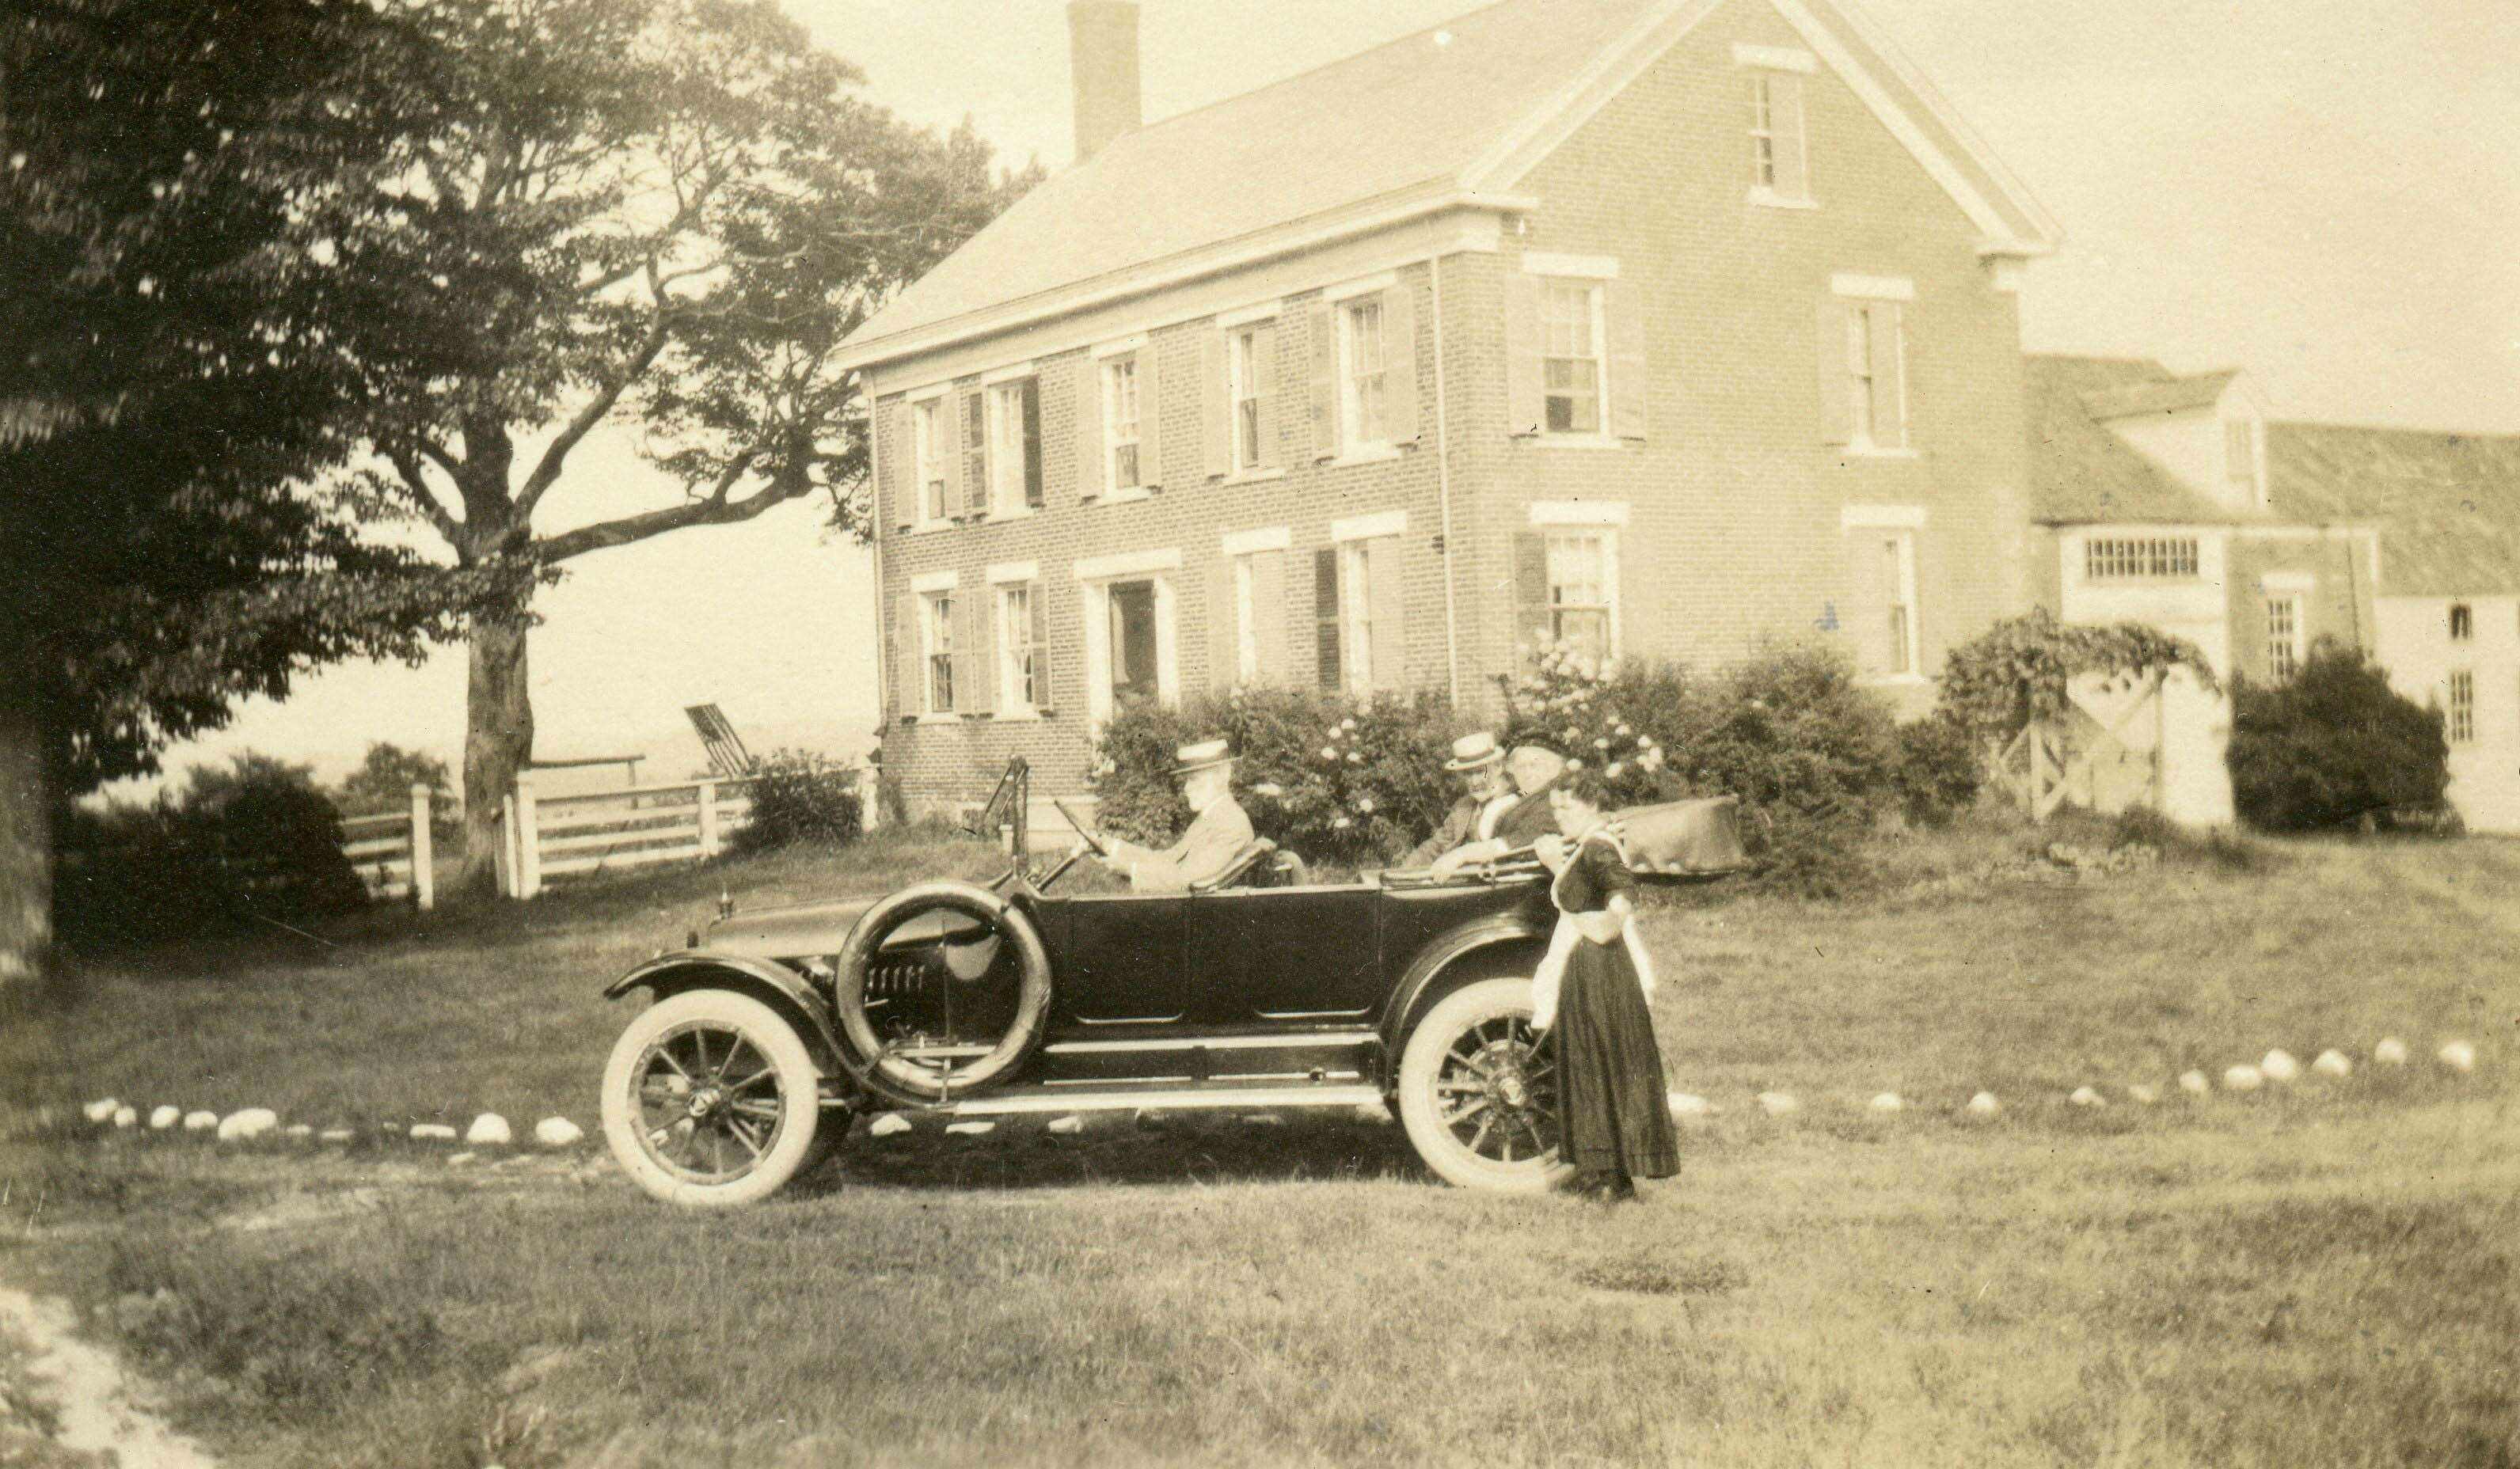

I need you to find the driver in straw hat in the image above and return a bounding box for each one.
[1079,737,1255,894]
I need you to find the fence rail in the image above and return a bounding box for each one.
[494,767,872,899]
[337,784,436,909]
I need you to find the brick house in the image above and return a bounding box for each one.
[834,0,2061,817]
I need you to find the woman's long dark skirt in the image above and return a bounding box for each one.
[1553,939,1680,1180]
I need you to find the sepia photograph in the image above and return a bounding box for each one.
[2,0,2514,1463]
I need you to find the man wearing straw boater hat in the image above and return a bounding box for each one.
[1084,737,1254,893]
[1405,732,1570,879]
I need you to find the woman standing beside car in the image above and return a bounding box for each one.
[1530,767,1679,1202]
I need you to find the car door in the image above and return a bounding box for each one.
[1053,893,1191,1024]
[1188,885,1381,1023]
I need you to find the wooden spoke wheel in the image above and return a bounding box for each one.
[602,990,823,1207]
[1396,977,1574,1193]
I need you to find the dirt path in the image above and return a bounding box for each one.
[0,1283,216,1469]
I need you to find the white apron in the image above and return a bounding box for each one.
[1528,829,1658,1034]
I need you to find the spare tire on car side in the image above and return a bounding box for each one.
[830,880,1054,1105]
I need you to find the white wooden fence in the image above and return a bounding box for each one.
[493,766,879,899]
[339,783,436,910]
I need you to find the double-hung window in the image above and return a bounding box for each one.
[2267,596,2302,682]
[1545,532,1616,662]
[1540,279,1606,435]
[997,582,1042,712]
[986,378,1040,514]
[1749,71,1807,201]
[913,398,945,525]
[920,590,956,714]
[1338,540,1380,693]
[1876,531,1918,677]
[1103,355,1142,493]
[2449,670,2476,745]
[1319,513,1406,693]
[1339,298,1388,451]
[1841,507,1923,681]
[1230,328,1264,472]
[1845,299,1904,450]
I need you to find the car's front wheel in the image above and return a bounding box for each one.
[1396,977,1575,1193]
[602,989,823,1207]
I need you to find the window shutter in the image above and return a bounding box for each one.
[1366,536,1407,691]
[1868,305,1904,447]
[1382,284,1420,446]
[939,393,965,519]
[1202,331,1230,479]
[1313,546,1342,689]
[1075,359,1103,500]
[1253,322,1281,469]
[1306,302,1339,461]
[1252,548,1290,680]
[1206,557,1237,691]
[969,590,998,715]
[1773,78,1809,200]
[965,389,989,514]
[1816,295,1853,445]
[1028,583,1053,707]
[1606,279,1648,440]
[1512,531,1551,662]
[1610,533,1641,663]
[1138,345,1164,490]
[889,402,914,531]
[895,592,920,716]
[1504,272,1544,436]
[1844,533,1890,675]
[1020,381,1043,507]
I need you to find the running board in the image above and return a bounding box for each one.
[939,1082,1384,1118]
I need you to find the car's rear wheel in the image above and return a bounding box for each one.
[1397,977,1574,1193]
[602,990,822,1207]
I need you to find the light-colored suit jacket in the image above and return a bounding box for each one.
[1107,795,1256,894]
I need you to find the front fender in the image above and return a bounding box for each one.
[1377,913,1550,1070]
[604,951,846,1075]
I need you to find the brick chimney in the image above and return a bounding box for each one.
[1067,1,1142,164]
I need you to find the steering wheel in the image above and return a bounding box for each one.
[1051,798,1106,856]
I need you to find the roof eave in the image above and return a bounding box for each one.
[834,183,1538,377]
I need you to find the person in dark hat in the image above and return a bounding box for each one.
[1415,738,1570,879]
[1082,737,1254,893]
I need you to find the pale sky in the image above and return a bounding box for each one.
[135,0,2520,798]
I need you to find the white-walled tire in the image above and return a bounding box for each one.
[1397,977,1574,1193]
[602,989,822,1207]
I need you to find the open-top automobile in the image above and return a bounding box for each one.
[598,760,1742,1205]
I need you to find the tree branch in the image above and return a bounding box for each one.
[533,452,818,565]
[512,313,672,522]
[386,444,466,546]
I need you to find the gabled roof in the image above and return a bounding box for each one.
[2026,356,2252,525]
[2080,370,2239,420]
[837,0,2059,372]
[2267,423,2520,596]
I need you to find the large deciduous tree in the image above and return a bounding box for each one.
[2,0,485,993]
[329,0,1033,892]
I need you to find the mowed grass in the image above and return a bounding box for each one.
[2,824,2517,1467]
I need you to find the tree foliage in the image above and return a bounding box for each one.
[1935,606,2220,741]
[2227,642,2450,832]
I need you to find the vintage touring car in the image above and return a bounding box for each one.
[599,761,1741,1205]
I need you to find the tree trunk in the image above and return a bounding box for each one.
[0,693,52,999]
[458,608,536,897]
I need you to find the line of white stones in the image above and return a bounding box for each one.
[63,1103,583,1152]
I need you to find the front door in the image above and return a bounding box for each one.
[1189,886,1380,1023]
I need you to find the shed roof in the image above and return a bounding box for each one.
[2026,356,2249,525]
[2079,370,2239,420]
[2267,423,2520,596]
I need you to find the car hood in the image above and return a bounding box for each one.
[703,894,989,961]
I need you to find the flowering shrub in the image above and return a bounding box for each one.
[730,749,863,852]
[1091,685,1458,865]
[1495,640,1682,807]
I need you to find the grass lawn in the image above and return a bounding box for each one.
[2,823,2515,1467]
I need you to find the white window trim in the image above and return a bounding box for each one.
[1227,324,1265,475]
[994,582,1044,719]
[986,560,1038,586]
[1535,275,1611,440]
[1332,509,1408,543]
[1869,529,1923,685]
[1842,504,1927,530]
[981,360,1036,385]
[910,568,960,593]
[1519,252,1618,279]
[1338,538,1382,693]
[1530,500,1631,527]
[1090,332,1147,360]
[1217,299,1282,329]
[984,378,1038,519]
[903,381,952,404]
[1099,353,1147,502]
[2258,570,2316,593]
[1831,273,1916,302]
[1336,295,1394,454]
[1078,571,1180,728]
[910,397,948,530]
[1749,188,1821,211]
[1541,526,1622,664]
[918,587,960,719]
[1074,547,1181,581]
[1733,42,1817,73]
[1323,269,1397,303]
[1221,526,1292,557]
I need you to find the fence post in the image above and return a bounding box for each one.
[409,783,435,912]
[859,765,882,833]
[515,773,542,899]
[496,793,516,897]
[697,779,720,858]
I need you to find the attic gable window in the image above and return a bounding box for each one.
[1735,44,1815,207]
[2450,602,2473,641]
